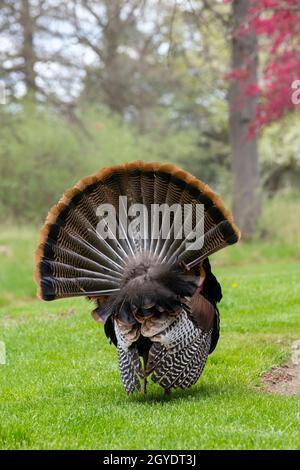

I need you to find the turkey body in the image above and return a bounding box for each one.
[114,309,212,394]
[35,161,239,395]
[100,256,222,394]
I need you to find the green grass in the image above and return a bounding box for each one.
[0,226,300,450]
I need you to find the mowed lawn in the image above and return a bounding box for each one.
[0,227,300,450]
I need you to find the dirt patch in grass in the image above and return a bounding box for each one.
[262,341,300,396]
[263,364,300,396]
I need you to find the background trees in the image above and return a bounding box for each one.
[0,0,81,101]
[1,0,299,234]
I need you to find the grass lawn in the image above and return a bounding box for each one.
[0,226,300,450]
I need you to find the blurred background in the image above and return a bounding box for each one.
[1,3,300,450]
[0,0,300,263]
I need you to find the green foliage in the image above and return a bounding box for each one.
[0,102,84,222]
[0,227,300,449]
[0,100,230,223]
[258,191,300,245]
[0,102,151,222]
[260,114,300,192]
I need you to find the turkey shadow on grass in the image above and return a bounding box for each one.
[128,382,229,404]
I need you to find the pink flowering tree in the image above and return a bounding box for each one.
[250,0,300,129]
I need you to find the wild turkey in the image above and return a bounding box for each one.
[35,161,240,395]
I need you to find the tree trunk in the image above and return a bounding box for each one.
[20,0,37,94]
[229,0,261,238]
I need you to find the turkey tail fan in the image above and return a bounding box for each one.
[35,161,240,306]
[35,161,240,395]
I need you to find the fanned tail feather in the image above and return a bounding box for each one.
[35,161,240,302]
